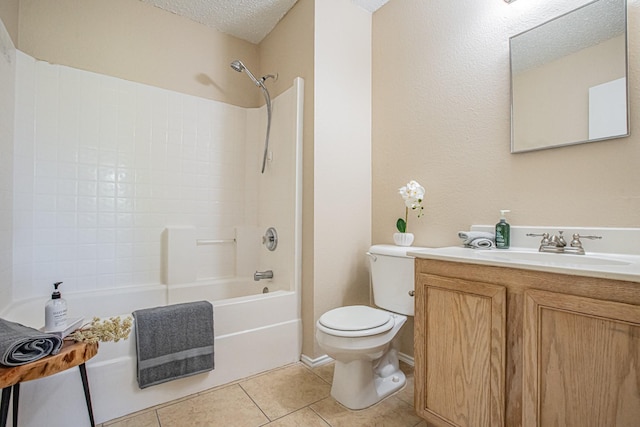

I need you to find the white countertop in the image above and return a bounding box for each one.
[408,246,640,284]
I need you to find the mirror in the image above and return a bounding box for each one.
[510,0,628,153]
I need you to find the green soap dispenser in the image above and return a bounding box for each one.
[495,210,511,249]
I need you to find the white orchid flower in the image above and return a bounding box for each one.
[397,180,426,233]
[400,180,425,201]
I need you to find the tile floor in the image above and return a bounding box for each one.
[101,362,428,427]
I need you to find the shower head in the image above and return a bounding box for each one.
[230,59,261,87]
[230,60,278,87]
[230,60,244,73]
[230,59,278,174]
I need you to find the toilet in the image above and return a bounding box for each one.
[315,244,420,410]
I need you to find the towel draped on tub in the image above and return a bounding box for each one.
[132,301,214,389]
[0,318,63,367]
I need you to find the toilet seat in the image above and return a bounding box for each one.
[317,305,394,337]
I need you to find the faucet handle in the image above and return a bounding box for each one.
[578,234,602,240]
[570,233,602,246]
[526,232,550,245]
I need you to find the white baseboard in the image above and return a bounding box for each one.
[300,353,333,368]
[398,352,414,367]
[301,352,414,368]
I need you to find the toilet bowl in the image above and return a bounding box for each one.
[315,245,421,410]
[316,305,407,409]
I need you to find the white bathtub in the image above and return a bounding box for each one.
[0,278,301,426]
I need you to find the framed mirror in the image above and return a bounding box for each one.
[510,0,628,153]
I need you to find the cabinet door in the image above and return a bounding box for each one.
[415,273,506,427]
[523,289,640,427]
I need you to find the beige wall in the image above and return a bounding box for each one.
[259,0,318,358]
[16,0,259,107]
[0,0,18,45]
[260,0,315,356]
[311,0,372,358]
[372,0,640,250]
[373,0,640,355]
[250,0,374,360]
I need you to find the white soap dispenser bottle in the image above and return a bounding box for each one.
[45,281,68,331]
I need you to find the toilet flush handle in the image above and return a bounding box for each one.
[365,252,377,262]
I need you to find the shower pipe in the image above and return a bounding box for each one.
[230,60,278,174]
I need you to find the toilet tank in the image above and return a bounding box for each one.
[368,245,423,316]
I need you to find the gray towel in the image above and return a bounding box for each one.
[132,301,214,389]
[0,318,63,367]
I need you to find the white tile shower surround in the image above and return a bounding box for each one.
[11,50,281,301]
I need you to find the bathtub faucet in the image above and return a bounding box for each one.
[254,270,274,281]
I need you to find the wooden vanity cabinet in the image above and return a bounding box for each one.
[414,258,640,427]
[523,289,640,427]
[414,272,506,427]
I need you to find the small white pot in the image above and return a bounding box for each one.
[393,232,414,246]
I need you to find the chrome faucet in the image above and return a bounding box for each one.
[548,230,567,249]
[527,231,565,253]
[254,270,273,281]
[527,231,602,255]
[565,233,603,255]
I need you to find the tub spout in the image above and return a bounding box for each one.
[254,270,273,281]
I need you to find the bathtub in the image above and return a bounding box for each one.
[0,278,301,426]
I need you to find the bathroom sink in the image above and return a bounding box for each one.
[408,245,640,282]
[474,250,631,266]
[410,228,640,283]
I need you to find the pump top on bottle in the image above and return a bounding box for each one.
[52,281,62,298]
[495,210,511,249]
[45,281,68,331]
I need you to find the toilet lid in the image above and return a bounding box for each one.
[319,305,392,331]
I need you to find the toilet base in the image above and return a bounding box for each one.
[330,348,406,410]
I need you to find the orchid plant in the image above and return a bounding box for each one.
[396,180,425,233]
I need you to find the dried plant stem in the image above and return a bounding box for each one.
[66,316,133,344]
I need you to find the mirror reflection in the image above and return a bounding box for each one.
[510,0,628,153]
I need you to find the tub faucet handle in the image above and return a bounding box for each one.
[262,227,278,251]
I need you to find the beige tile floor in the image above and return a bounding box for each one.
[101,362,428,427]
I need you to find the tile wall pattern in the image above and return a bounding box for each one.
[12,51,252,300]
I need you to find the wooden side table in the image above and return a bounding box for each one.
[0,341,98,427]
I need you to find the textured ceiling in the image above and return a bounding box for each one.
[511,0,626,73]
[140,0,391,44]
